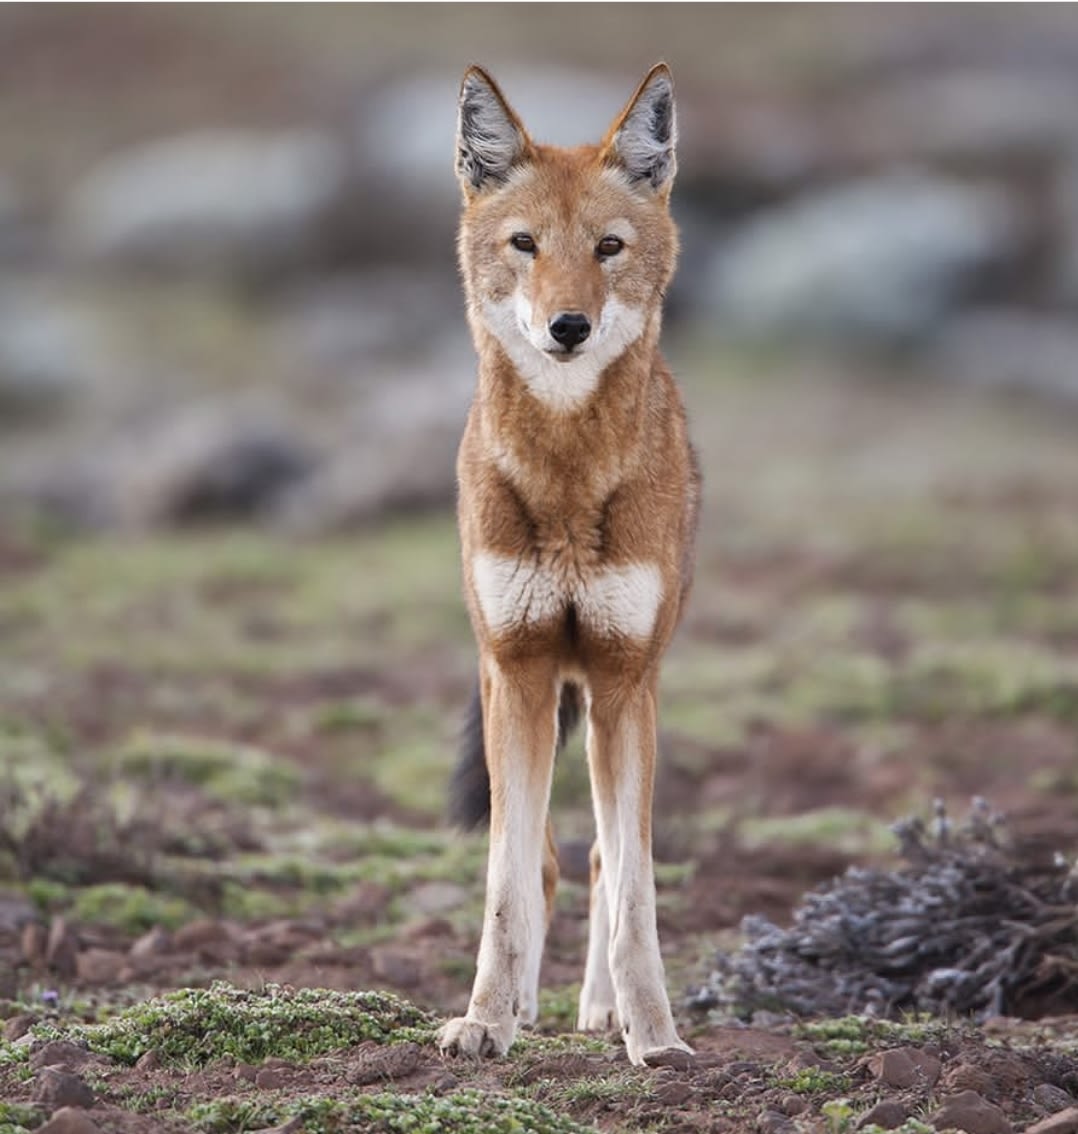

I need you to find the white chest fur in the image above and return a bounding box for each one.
[472,553,662,640]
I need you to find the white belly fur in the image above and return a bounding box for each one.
[472,553,662,640]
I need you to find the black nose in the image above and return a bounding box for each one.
[548,312,591,350]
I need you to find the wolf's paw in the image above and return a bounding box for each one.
[438,1016,515,1059]
[577,996,619,1033]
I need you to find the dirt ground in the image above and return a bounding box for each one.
[3,353,1078,1132]
[2,8,1078,1129]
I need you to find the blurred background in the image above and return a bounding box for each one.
[2,4,1078,1009]
[3,4,1078,533]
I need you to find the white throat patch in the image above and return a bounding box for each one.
[482,295,646,412]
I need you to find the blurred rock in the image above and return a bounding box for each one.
[273,345,472,532]
[33,1067,95,1109]
[1055,156,1078,305]
[10,399,316,530]
[846,71,1078,169]
[930,308,1078,404]
[0,891,37,931]
[62,129,348,275]
[113,402,317,525]
[0,173,38,262]
[929,1090,1013,1134]
[0,289,111,421]
[36,1109,101,1134]
[1027,1110,1078,1134]
[274,271,461,384]
[703,172,1025,345]
[45,916,78,977]
[352,68,627,262]
[75,948,125,984]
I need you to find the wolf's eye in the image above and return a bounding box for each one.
[596,235,624,258]
[510,233,536,254]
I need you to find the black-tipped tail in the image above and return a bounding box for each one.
[449,680,583,830]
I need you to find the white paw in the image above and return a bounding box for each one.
[577,996,620,1033]
[437,1015,516,1059]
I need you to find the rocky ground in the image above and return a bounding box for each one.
[3,351,1078,1133]
[3,8,1078,1132]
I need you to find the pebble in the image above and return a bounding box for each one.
[31,1041,93,1070]
[858,1100,911,1130]
[45,916,78,977]
[21,921,48,965]
[930,1090,1013,1134]
[1034,1086,1076,1114]
[3,1013,35,1041]
[756,1109,798,1134]
[135,1050,161,1071]
[33,1067,95,1109]
[867,1046,942,1089]
[653,1077,695,1106]
[129,926,171,960]
[75,948,126,984]
[35,1108,102,1134]
[1025,1109,1078,1134]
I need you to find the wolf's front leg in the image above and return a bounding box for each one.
[439,661,558,1058]
[587,679,691,1066]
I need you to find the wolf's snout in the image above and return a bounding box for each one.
[549,312,591,350]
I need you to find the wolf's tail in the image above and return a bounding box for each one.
[449,681,583,829]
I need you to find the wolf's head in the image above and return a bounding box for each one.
[455,64,678,410]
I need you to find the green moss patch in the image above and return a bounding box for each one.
[113,731,301,806]
[40,982,435,1067]
[188,1090,597,1134]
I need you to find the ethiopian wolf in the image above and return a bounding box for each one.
[439,63,700,1067]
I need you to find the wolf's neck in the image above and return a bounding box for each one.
[474,336,660,495]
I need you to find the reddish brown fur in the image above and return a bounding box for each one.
[441,63,700,1066]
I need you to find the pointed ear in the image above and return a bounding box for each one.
[456,66,533,196]
[603,63,677,193]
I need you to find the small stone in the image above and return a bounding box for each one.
[370,946,422,989]
[135,1050,161,1071]
[255,1066,290,1089]
[129,926,171,960]
[867,1047,941,1089]
[858,1100,911,1130]
[22,921,48,965]
[75,948,125,984]
[654,1078,694,1106]
[45,916,78,976]
[779,1094,808,1117]
[35,1108,102,1134]
[251,1118,304,1134]
[757,1110,797,1134]
[172,918,233,951]
[930,1090,1013,1134]
[346,1040,423,1085]
[1035,1087,1076,1114]
[33,1067,95,1109]
[944,1063,997,1098]
[1025,1108,1078,1134]
[31,1041,93,1070]
[3,1013,35,1041]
